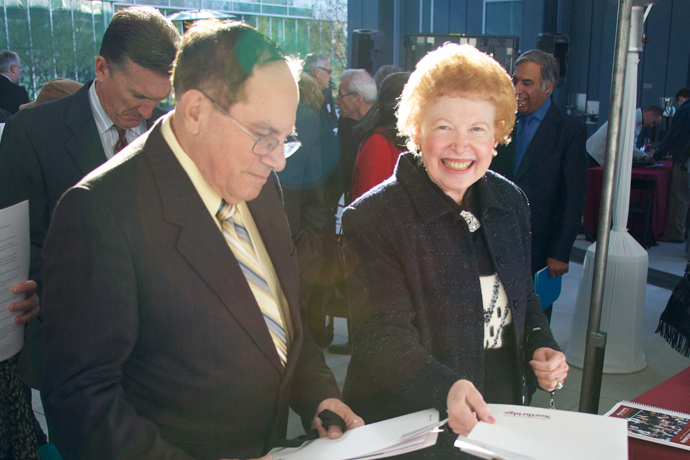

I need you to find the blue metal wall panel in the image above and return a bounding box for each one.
[521,0,545,52]
[405,0,421,34]
[466,0,483,34]
[588,0,607,104]
[432,0,450,34]
[422,0,432,33]
[363,1,380,30]
[378,0,396,66]
[347,0,689,125]
[639,0,673,109]
[448,0,468,34]
[594,2,617,128]
[663,0,690,101]
[563,0,592,98]
[347,0,363,67]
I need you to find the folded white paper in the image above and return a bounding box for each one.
[455,404,628,460]
[269,409,444,460]
[0,200,30,362]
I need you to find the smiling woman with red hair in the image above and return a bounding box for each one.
[342,43,568,459]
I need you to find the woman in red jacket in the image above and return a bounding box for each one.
[351,72,410,201]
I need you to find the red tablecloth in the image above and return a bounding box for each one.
[583,161,673,245]
[628,366,690,459]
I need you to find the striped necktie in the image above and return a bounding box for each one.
[217,201,288,367]
[114,127,128,154]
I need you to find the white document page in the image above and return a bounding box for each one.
[269,409,443,460]
[455,404,628,460]
[0,200,30,362]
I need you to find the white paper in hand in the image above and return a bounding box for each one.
[0,201,30,362]
[454,404,627,460]
[270,408,444,460]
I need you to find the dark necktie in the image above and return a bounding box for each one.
[514,114,534,173]
[114,127,128,154]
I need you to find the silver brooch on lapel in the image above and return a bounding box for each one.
[460,210,481,233]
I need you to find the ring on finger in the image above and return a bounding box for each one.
[555,378,563,390]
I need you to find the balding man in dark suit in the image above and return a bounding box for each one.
[41,21,361,460]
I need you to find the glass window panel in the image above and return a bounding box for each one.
[263,5,286,16]
[72,1,98,82]
[27,0,56,92]
[282,18,294,55]
[288,7,310,18]
[0,0,345,100]
[234,2,260,14]
[167,0,188,9]
[485,1,521,36]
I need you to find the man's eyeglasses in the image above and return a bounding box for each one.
[317,67,332,75]
[201,91,301,158]
[336,92,357,100]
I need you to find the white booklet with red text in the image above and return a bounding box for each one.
[455,404,628,460]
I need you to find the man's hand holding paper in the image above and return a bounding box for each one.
[9,279,39,324]
[312,398,364,439]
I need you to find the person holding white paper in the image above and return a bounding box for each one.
[341,44,568,459]
[40,21,362,460]
[1,279,41,459]
[4,280,40,325]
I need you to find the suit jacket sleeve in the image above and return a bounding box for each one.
[551,121,588,264]
[656,103,690,158]
[0,114,50,292]
[42,186,196,460]
[288,302,342,421]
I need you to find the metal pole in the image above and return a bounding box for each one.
[579,0,633,414]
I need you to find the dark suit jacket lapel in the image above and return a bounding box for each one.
[64,82,168,176]
[64,81,108,175]
[514,102,561,182]
[144,123,285,372]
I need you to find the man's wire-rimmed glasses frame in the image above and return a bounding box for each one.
[200,90,301,158]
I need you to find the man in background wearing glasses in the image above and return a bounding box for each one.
[41,21,362,460]
[337,69,376,205]
[303,52,337,129]
[0,50,29,114]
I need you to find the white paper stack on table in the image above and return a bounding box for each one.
[269,408,445,460]
[455,404,628,460]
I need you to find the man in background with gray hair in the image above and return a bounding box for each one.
[337,69,376,204]
[490,49,588,320]
[0,50,30,113]
[303,52,337,128]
